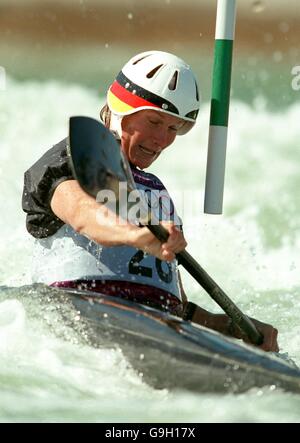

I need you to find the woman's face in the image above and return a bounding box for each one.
[121,110,184,169]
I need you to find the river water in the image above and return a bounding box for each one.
[1,40,300,422]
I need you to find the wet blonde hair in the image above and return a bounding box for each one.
[100,104,111,128]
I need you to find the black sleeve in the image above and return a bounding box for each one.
[22,138,75,238]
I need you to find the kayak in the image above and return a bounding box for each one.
[58,287,300,394]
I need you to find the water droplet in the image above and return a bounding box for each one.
[279,22,290,33]
[252,1,265,13]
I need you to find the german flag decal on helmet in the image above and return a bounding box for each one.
[108,72,179,116]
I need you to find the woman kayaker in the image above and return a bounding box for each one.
[22,50,279,352]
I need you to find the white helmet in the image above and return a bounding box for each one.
[106,50,200,135]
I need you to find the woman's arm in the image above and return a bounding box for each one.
[50,179,187,261]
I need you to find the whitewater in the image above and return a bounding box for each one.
[1,76,300,422]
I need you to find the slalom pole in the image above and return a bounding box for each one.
[204,0,237,214]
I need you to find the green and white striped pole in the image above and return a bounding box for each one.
[204,0,237,214]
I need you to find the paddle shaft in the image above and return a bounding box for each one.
[147,224,264,345]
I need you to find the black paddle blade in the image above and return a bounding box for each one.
[69,116,128,198]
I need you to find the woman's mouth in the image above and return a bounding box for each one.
[139,145,157,156]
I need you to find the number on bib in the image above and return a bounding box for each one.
[128,250,173,284]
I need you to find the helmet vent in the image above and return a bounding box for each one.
[146,64,163,79]
[168,70,178,91]
[195,81,199,101]
[132,55,151,65]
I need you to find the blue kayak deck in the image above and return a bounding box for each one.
[58,287,300,394]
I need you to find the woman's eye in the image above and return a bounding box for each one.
[148,119,179,132]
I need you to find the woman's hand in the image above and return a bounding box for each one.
[132,221,187,261]
[239,317,279,352]
[189,307,279,353]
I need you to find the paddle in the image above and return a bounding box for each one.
[69,116,264,346]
